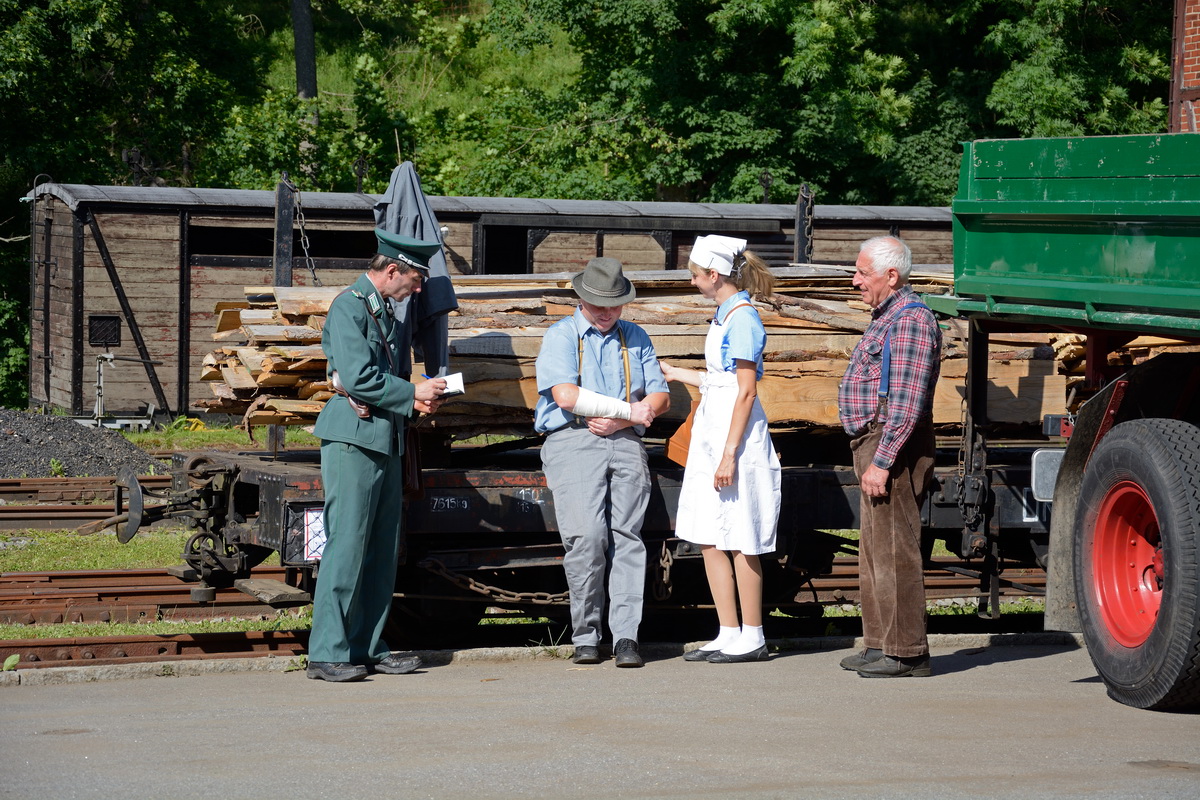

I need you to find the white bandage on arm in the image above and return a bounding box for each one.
[570,387,632,420]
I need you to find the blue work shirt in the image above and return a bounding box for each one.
[534,308,668,434]
[714,291,767,379]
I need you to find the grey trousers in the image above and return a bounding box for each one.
[541,426,650,645]
[851,420,935,659]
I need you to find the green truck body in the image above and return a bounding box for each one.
[928,134,1200,337]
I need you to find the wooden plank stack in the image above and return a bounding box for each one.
[195,266,1080,438]
[196,287,341,426]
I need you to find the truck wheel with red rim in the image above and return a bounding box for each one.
[1074,418,1200,710]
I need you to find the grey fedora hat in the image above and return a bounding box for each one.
[571,257,636,306]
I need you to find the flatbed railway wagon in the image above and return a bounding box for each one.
[114,132,1200,712]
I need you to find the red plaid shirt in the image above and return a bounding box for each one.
[838,285,942,469]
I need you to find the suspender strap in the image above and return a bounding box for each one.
[718,301,754,325]
[577,324,631,402]
[879,301,929,399]
[872,301,929,424]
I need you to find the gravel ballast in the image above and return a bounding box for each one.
[0,409,168,479]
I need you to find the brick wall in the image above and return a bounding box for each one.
[1175,0,1200,131]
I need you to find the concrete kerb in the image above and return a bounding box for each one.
[0,631,1086,687]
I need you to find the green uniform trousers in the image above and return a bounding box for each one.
[308,440,404,665]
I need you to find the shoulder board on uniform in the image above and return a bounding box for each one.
[345,288,383,317]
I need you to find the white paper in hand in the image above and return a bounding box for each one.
[442,372,466,397]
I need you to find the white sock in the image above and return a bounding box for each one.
[722,625,765,655]
[699,625,741,652]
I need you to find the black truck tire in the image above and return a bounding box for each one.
[1074,418,1200,711]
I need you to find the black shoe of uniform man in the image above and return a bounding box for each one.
[573,644,602,664]
[371,653,422,675]
[839,647,883,671]
[614,638,644,668]
[857,653,931,678]
[307,661,368,682]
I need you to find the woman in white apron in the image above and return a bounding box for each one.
[661,235,782,663]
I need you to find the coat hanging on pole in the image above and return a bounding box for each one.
[373,162,459,379]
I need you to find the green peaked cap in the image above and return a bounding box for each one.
[375,228,441,271]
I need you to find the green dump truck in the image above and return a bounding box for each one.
[930,133,1200,711]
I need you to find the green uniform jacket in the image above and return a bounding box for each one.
[313,273,417,455]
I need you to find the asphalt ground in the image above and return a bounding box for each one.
[2,633,1199,800]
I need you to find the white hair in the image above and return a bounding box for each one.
[859,236,912,282]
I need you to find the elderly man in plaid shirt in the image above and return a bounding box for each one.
[837,236,942,678]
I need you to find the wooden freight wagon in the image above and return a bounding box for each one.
[26,182,951,417]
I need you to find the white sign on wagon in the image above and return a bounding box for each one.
[304,507,327,561]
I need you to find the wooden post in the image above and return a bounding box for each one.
[270,179,296,453]
[793,183,814,264]
[273,178,295,288]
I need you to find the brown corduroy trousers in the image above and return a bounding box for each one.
[850,420,935,658]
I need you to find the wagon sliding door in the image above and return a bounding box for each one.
[77,209,178,417]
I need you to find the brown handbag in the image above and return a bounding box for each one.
[665,399,699,467]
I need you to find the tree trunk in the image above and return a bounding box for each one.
[291,0,318,100]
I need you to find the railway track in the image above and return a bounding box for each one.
[1,629,307,670]
[0,567,295,625]
[0,475,171,530]
[799,559,1044,604]
[0,557,1044,669]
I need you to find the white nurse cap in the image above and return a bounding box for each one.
[689,235,748,276]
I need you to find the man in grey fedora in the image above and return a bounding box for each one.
[534,257,671,668]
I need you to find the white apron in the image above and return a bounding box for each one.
[674,309,781,555]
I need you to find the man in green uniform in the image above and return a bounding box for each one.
[306,229,448,682]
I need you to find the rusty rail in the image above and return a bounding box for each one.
[0,475,170,503]
[0,475,171,530]
[795,558,1045,604]
[0,567,291,624]
[0,629,307,669]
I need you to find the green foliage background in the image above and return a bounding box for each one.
[0,0,1173,408]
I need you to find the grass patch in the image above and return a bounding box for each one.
[814,597,1045,619]
[123,419,320,452]
[0,526,199,573]
[478,612,553,626]
[0,611,311,642]
[823,528,954,558]
[927,597,1046,616]
[526,624,571,659]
